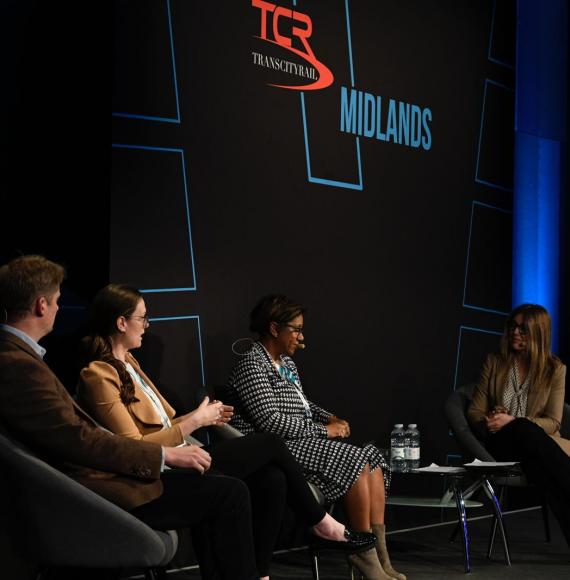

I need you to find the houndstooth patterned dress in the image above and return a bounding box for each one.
[227,341,390,503]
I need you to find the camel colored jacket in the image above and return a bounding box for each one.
[467,353,569,456]
[77,353,185,447]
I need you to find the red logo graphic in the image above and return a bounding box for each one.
[252,0,334,90]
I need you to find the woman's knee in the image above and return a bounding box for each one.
[496,418,548,458]
[353,463,371,484]
[372,465,384,480]
[505,418,546,442]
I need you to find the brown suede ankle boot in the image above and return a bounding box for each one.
[347,547,393,580]
[372,523,406,580]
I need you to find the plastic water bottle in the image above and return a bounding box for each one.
[390,424,406,473]
[405,424,420,470]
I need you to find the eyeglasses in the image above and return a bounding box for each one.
[283,324,304,335]
[507,322,528,335]
[127,314,150,327]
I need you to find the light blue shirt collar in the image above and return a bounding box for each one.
[0,324,47,359]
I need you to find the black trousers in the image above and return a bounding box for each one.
[207,433,326,576]
[487,418,570,548]
[130,469,258,580]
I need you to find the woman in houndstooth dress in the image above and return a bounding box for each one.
[228,295,406,580]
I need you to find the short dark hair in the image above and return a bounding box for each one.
[0,255,65,316]
[249,294,306,337]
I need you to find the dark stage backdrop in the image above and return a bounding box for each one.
[110,0,516,465]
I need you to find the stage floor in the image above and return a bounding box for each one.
[156,506,569,579]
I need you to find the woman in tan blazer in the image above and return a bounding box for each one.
[467,304,570,549]
[78,350,218,447]
[77,284,374,580]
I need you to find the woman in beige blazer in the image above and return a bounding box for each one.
[77,284,374,580]
[78,350,217,447]
[467,304,570,549]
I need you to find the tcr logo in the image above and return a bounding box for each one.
[252,0,334,90]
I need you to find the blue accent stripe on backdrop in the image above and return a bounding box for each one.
[474,79,515,192]
[112,144,198,292]
[453,325,502,390]
[487,0,515,69]
[149,315,206,386]
[112,0,181,124]
[298,0,363,190]
[462,201,511,315]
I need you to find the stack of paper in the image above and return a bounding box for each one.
[463,459,519,467]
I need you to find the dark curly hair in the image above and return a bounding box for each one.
[249,294,306,337]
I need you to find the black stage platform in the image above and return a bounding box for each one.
[150,506,569,579]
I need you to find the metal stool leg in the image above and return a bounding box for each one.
[451,478,471,573]
[449,477,484,544]
[487,485,504,558]
[482,478,511,566]
[449,520,460,543]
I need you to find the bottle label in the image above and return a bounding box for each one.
[405,448,420,460]
[391,448,405,460]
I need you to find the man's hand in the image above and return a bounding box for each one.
[164,445,212,473]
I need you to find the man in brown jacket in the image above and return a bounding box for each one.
[0,255,257,579]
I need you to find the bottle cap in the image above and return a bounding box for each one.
[394,424,404,428]
[408,424,417,428]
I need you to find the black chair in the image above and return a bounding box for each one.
[0,432,178,580]
[444,384,570,557]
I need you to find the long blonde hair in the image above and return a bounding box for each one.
[499,304,560,389]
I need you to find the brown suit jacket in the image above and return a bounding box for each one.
[77,353,185,447]
[467,352,570,455]
[0,330,163,510]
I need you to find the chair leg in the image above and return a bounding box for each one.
[308,546,320,580]
[541,500,551,542]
